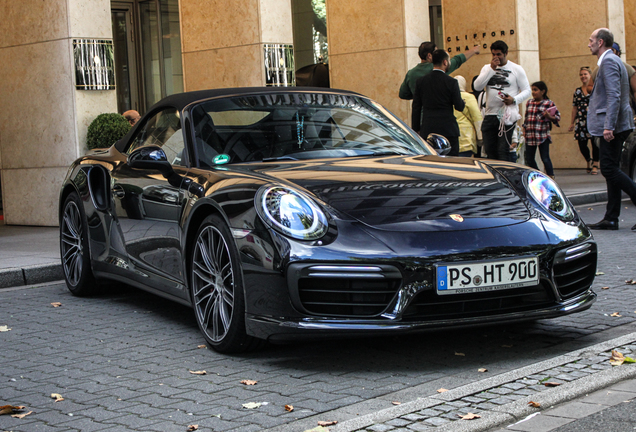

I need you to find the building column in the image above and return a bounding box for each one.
[626,0,636,65]
[180,0,294,90]
[441,0,536,92]
[326,0,430,122]
[537,0,626,168]
[0,0,116,226]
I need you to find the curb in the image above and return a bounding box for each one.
[331,332,636,432]
[260,333,636,432]
[0,263,63,288]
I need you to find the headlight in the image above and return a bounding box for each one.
[524,172,574,220]
[255,185,328,240]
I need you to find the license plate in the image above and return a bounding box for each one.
[436,256,539,295]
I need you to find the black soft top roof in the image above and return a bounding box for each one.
[114,87,363,152]
[148,86,362,111]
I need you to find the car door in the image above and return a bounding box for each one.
[111,107,190,297]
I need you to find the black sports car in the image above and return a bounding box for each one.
[59,87,597,352]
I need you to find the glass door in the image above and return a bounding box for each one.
[139,0,183,109]
[112,2,141,113]
[111,0,183,114]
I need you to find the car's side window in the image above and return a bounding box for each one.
[127,108,187,166]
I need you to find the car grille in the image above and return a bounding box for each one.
[553,242,597,299]
[402,282,555,320]
[293,265,402,317]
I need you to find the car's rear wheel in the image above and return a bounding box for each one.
[60,192,97,296]
[191,214,263,353]
[631,156,636,183]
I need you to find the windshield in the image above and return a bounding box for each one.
[189,92,432,166]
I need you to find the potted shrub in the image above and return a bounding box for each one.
[86,113,131,150]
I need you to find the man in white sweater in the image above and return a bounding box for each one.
[473,40,531,161]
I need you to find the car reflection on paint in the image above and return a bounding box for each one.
[59,87,597,353]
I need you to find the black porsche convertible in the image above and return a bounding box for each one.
[59,87,597,352]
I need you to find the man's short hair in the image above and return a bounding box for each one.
[490,40,508,54]
[597,29,614,49]
[431,49,449,66]
[419,42,437,60]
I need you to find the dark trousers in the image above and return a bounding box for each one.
[597,131,636,222]
[447,136,459,156]
[525,139,554,176]
[577,138,599,162]
[481,115,515,161]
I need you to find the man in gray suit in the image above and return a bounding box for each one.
[586,28,636,231]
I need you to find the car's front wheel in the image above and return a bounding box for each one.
[190,214,263,353]
[60,192,97,296]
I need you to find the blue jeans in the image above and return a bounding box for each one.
[525,138,554,176]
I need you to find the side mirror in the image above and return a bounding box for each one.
[128,145,174,176]
[426,134,452,156]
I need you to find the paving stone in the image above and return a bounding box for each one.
[386,418,411,427]
[423,417,450,426]
[502,382,527,390]
[367,425,395,432]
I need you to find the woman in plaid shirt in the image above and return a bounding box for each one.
[522,81,560,178]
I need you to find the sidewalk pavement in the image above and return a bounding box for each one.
[0,168,608,289]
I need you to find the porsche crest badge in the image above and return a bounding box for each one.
[449,214,464,222]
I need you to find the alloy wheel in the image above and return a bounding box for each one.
[61,200,84,286]
[192,225,235,342]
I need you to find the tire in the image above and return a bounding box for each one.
[190,214,264,353]
[631,157,636,183]
[60,192,97,296]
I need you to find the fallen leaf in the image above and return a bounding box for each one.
[608,350,634,366]
[189,370,207,375]
[437,388,448,393]
[197,345,206,349]
[284,404,294,412]
[242,402,262,409]
[528,401,541,408]
[211,414,221,418]
[0,325,11,332]
[51,302,62,307]
[602,286,610,290]
[12,410,33,419]
[303,427,329,432]
[478,368,488,373]
[543,382,561,387]
[610,312,622,317]
[391,401,401,405]
[0,405,26,415]
[187,425,198,431]
[51,393,64,402]
[501,344,513,348]
[458,412,481,420]
[455,352,465,356]
[240,379,258,386]
[626,279,636,285]
[317,420,338,426]
[587,207,593,210]
[596,272,605,276]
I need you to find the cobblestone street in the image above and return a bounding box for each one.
[1,202,636,432]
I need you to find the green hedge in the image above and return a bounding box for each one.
[86,113,131,150]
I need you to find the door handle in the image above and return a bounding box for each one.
[112,185,125,199]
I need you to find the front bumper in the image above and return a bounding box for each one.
[245,289,596,341]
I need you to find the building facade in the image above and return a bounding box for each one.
[0,0,634,226]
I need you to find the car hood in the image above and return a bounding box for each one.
[245,155,531,232]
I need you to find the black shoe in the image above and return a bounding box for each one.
[588,220,618,230]
[632,224,636,231]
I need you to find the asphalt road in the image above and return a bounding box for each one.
[1,201,636,432]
